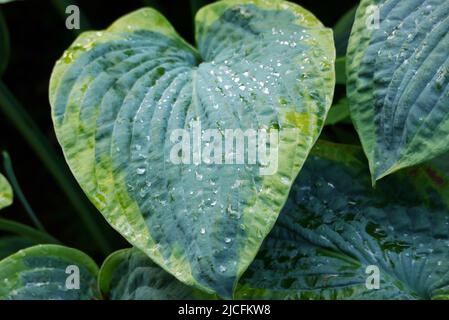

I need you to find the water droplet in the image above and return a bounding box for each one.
[225,237,232,243]
[200,228,206,235]
[195,171,203,181]
[136,168,146,175]
[219,265,227,273]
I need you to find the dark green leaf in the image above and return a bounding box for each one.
[0,236,35,260]
[333,6,357,57]
[325,97,351,126]
[236,141,449,300]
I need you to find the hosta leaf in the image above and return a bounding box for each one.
[347,0,449,182]
[0,173,12,210]
[49,1,335,297]
[235,141,449,300]
[99,248,215,300]
[0,236,34,260]
[0,244,100,300]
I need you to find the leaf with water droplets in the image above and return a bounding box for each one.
[235,141,449,300]
[49,1,335,298]
[99,248,215,300]
[347,0,449,182]
[0,245,100,300]
[0,173,12,210]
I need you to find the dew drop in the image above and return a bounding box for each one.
[136,168,146,175]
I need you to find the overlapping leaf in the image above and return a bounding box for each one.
[0,245,100,300]
[99,248,215,300]
[235,141,449,300]
[347,0,449,182]
[49,1,335,297]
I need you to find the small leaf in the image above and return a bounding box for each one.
[0,173,12,210]
[335,57,346,85]
[99,248,215,300]
[236,141,449,300]
[325,97,351,126]
[49,2,335,297]
[347,0,449,182]
[333,6,357,57]
[0,244,100,300]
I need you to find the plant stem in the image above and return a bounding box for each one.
[2,151,46,232]
[0,218,60,244]
[0,81,111,254]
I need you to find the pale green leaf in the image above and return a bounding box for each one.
[0,173,12,210]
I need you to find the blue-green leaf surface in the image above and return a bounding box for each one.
[99,248,215,300]
[347,0,449,182]
[0,245,100,300]
[49,1,335,297]
[236,141,449,300]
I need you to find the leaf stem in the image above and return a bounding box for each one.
[0,218,60,244]
[2,151,46,232]
[0,81,111,254]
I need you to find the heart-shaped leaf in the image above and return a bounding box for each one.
[99,248,215,300]
[347,0,449,182]
[0,244,100,300]
[49,1,335,297]
[0,173,12,210]
[235,141,449,300]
